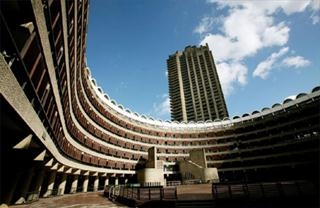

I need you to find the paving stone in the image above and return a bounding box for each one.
[9,192,128,208]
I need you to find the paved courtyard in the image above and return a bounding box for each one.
[177,184,213,200]
[9,192,128,208]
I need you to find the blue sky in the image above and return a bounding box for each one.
[86,0,320,121]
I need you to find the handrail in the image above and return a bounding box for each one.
[105,185,177,202]
[212,180,317,200]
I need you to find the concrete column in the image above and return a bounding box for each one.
[43,171,56,197]
[27,169,45,201]
[58,173,67,195]
[83,176,89,192]
[70,175,78,194]
[115,178,119,185]
[15,167,34,204]
[6,171,22,205]
[93,176,99,191]
[104,177,109,186]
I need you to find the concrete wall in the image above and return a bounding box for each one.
[146,147,157,168]
[179,160,219,183]
[189,149,207,168]
[203,168,219,183]
[137,168,165,186]
[138,147,165,186]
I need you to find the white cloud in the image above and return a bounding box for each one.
[209,0,320,23]
[262,22,290,47]
[208,0,313,15]
[282,56,311,68]
[199,0,292,94]
[253,47,289,79]
[310,0,320,24]
[201,2,290,63]
[197,0,319,94]
[311,14,320,24]
[194,16,215,35]
[153,94,171,117]
[216,62,248,96]
[311,0,320,10]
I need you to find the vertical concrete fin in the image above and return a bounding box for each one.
[34,150,47,161]
[73,169,81,175]
[51,163,59,170]
[45,158,54,167]
[13,134,32,149]
[57,165,65,172]
[65,168,72,173]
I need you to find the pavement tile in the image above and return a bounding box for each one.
[9,192,129,208]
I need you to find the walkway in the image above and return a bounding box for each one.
[9,192,128,208]
[177,184,213,200]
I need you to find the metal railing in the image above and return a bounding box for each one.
[212,180,317,200]
[105,185,177,202]
[166,180,181,187]
[182,179,202,185]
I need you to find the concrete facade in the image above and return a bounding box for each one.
[167,44,229,122]
[138,147,165,186]
[179,149,219,183]
[137,168,165,186]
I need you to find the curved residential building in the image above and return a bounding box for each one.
[0,0,319,205]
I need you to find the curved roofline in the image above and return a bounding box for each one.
[283,98,293,104]
[312,86,320,92]
[296,93,307,99]
[85,67,320,129]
